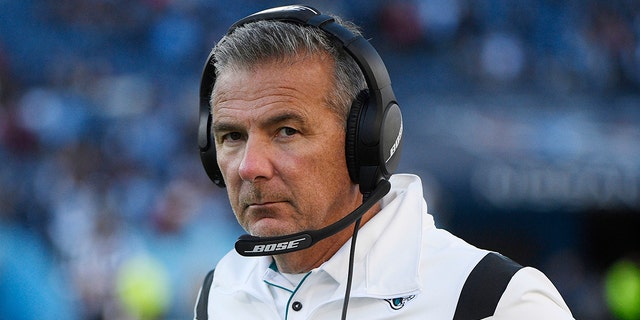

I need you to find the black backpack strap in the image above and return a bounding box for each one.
[196,269,215,320]
[453,252,523,320]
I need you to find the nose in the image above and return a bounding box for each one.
[238,137,274,183]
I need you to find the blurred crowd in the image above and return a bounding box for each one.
[1,0,639,319]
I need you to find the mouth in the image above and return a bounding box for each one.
[247,200,285,208]
[241,200,293,236]
[242,200,292,218]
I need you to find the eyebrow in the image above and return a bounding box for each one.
[211,121,240,134]
[263,111,306,128]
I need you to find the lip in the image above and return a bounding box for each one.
[244,201,287,227]
[247,201,284,208]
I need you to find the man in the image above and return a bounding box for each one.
[195,5,574,320]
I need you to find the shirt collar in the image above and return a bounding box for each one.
[320,174,432,298]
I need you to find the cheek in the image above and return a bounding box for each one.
[294,139,352,197]
[216,149,239,182]
[216,153,243,210]
[311,137,349,181]
[224,186,241,218]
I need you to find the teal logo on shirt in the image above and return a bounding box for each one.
[385,295,415,310]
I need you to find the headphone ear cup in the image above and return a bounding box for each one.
[201,145,226,188]
[345,90,369,184]
[200,114,226,188]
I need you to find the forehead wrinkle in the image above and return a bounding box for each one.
[212,79,313,109]
[212,92,311,121]
[211,55,330,109]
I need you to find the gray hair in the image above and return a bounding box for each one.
[210,18,367,123]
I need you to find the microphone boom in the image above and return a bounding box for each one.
[234,180,391,256]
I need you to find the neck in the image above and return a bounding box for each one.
[272,202,381,274]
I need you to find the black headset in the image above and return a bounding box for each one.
[198,5,403,195]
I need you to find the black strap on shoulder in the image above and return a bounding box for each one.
[196,269,215,320]
[453,252,523,320]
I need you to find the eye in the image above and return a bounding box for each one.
[222,132,243,142]
[278,127,298,137]
[280,127,298,136]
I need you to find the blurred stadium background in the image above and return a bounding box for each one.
[1,0,639,319]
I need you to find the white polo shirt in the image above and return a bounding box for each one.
[198,174,574,319]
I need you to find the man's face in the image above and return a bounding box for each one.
[211,55,360,237]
